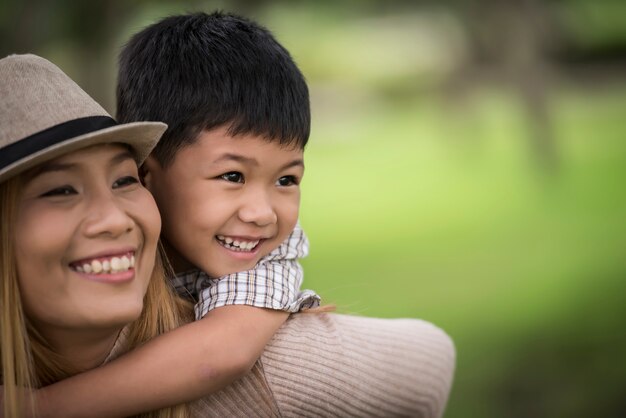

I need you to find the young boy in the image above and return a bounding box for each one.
[35,11,320,417]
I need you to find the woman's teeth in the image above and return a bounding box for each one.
[74,255,135,274]
[216,235,259,252]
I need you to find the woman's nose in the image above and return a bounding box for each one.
[82,193,134,238]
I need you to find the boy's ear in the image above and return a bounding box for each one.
[140,156,159,191]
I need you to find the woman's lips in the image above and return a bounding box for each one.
[70,251,135,277]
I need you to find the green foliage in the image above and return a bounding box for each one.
[300,86,626,418]
[557,0,626,49]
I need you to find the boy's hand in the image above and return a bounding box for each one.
[200,305,289,371]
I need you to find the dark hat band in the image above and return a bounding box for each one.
[0,116,118,171]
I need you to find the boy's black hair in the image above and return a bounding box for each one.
[117,11,310,167]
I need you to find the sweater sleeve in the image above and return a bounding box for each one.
[191,313,455,418]
[260,313,455,418]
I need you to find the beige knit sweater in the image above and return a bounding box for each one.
[189,313,455,417]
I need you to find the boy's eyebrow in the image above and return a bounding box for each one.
[212,153,304,170]
[279,159,305,171]
[213,153,258,166]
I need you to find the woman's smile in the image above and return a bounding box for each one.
[70,249,137,282]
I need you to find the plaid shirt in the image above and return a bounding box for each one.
[171,224,320,319]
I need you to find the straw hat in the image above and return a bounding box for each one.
[0,54,166,183]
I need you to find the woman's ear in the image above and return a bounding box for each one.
[140,156,158,190]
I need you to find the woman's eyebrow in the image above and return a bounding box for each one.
[27,161,77,180]
[109,150,136,166]
[27,149,135,180]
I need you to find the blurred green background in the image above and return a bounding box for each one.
[2,1,625,417]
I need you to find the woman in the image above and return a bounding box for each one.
[1,54,455,418]
[0,53,191,417]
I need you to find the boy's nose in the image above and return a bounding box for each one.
[82,194,134,238]
[238,191,277,226]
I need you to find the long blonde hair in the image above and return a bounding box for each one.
[0,175,193,418]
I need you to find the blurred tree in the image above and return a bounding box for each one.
[0,0,227,109]
[441,0,560,172]
[0,0,145,109]
[442,0,626,172]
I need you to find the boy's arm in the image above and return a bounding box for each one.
[35,225,318,417]
[36,306,287,418]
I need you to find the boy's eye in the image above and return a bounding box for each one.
[220,172,244,183]
[113,176,140,189]
[276,175,299,187]
[39,185,77,197]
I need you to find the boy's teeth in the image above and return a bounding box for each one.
[217,236,260,252]
[76,254,134,275]
[92,260,103,273]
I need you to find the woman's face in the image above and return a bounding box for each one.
[14,144,161,341]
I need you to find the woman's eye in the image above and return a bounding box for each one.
[113,176,139,188]
[39,186,77,197]
[276,175,299,187]
[220,172,244,183]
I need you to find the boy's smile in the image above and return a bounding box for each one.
[216,234,262,252]
[144,125,303,277]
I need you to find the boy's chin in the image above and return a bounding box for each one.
[205,244,273,277]
[205,259,263,278]
[212,254,267,277]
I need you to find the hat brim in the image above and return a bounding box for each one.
[0,121,166,183]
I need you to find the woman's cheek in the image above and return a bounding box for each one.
[136,189,162,244]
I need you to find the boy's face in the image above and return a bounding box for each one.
[144,126,303,277]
